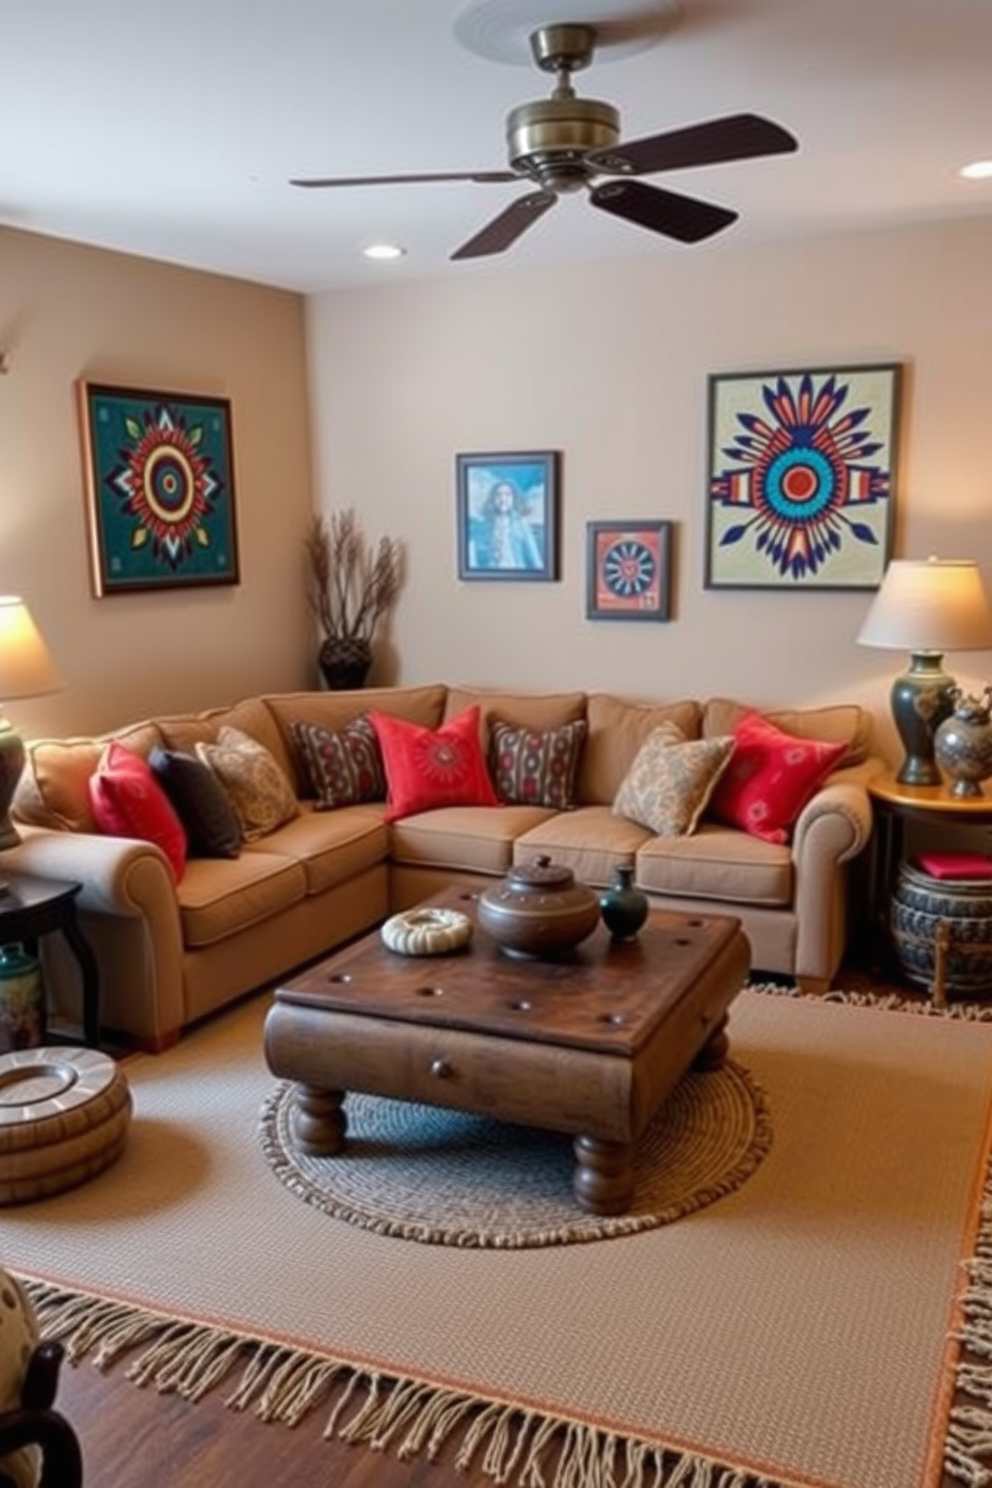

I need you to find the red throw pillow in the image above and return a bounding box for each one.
[709,711,847,845]
[89,740,187,882]
[369,705,499,823]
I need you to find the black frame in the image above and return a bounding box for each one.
[586,520,673,622]
[456,450,560,582]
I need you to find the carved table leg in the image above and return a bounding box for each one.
[573,1134,634,1215]
[290,1085,347,1156]
[693,1013,730,1070]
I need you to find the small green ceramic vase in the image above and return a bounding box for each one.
[599,866,649,941]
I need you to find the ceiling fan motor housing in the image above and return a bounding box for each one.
[506,97,620,192]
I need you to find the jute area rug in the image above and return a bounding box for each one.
[3,985,992,1488]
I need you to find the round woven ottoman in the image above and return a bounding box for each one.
[0,1045,132,1204]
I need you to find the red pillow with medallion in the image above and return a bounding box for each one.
[89,740,188,882]
[369,705,498,822]
[708,710,847,844]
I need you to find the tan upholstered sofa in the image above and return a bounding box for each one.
[2,684,881,1050]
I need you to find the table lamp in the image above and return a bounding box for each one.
[0,596,61,853]
[856,557,992,786]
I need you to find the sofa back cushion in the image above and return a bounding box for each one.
[702,697,872,767]
[266,685,448,795]
[13,721,164,832]
[157,697,292,780]
[579,695,704,806]
[444,687,587,735]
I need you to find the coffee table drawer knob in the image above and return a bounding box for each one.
[430,1058,452,1079]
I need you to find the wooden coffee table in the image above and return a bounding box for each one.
[263,885,750,1216]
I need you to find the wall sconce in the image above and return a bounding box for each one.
[857,557,992,785]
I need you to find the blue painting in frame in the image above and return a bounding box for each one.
[705,361,902,590]
[78,381,240,595]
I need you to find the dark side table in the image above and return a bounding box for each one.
[0,873,99,1046]
[867,771,992,982]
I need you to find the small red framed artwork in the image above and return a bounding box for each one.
[586,521,673,622]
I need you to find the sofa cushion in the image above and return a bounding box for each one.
[265,685,449,795]
[635,823,793,907]
[370,706,499,822]
[89,741,187,882]
[13,722,163,832]
[612,726,736,837]
[489,718,587,810]
[443,686,586,737]
[175,850,307,948]
[514,805,654,888]
[579,695,704,806]
[158,697,293,780]
[709,711,848,845]
[148,748,242,859]
[289,715,386,809]
[243,801,389,896]
[702,697,872,768]
[390,804,554,877]
[195,726,299,842]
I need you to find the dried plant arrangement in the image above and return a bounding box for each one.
[304,509,404,688]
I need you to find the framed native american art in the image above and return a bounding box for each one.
[586,520,673,621]
[704,362,902,590]
[456,450,559,582]
[78,382,240,596]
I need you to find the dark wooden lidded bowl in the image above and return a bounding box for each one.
[478,854,601,960]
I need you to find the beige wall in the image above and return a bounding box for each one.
[306,214,992,768]
[0,226,314,740]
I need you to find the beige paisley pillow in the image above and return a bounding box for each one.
[612,723,736,837]
[196,726,298,842]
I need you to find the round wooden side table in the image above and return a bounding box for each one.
[0,873,100,1047]
[867,771,992,999]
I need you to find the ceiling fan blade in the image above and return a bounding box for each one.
[586,113,798,178]
[290,170,518,189]
[450,191,557,261]
[590,179,737,244]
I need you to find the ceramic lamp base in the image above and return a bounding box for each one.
[891,653,956,787]
[0,718,25,853]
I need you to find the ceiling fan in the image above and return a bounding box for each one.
[289,21,798,261]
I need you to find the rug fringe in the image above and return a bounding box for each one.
[20,1276,783,1487]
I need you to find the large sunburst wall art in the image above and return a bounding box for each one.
[78,382,240,596]
[705,362,902,591]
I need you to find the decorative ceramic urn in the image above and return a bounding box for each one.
[478,855,600,960]
[934,686,992,798]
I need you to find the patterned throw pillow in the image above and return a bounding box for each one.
[195,726,299,842]
[709,710,847,845]
[489,718,587,809]
[289,714,386,810]
[89,740,188,882]
[612,724,736,837]
[149,747,242,859]
[369,705,499,823]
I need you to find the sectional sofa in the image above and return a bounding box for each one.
[3,683,880,1050]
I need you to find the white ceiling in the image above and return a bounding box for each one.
[1,0,990,296]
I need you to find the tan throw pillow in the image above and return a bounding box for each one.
[612,724,736,837]
[196,726,298,842]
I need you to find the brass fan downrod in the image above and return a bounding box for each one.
[507,24,619,194]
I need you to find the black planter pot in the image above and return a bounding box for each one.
[319,636,372,691]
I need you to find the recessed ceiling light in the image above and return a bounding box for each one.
[959,160,992,180]
[363,243,406,261]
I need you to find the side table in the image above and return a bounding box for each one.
[867,772,992,989]
[0,874,99,1046]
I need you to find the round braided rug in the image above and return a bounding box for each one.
[258,1060,771,1248]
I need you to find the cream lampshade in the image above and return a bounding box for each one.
[0,597,61,853]
[857,558,992,785]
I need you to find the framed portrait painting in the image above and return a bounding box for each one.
[77,381,240,596]
[456,451,559,582]
[705,362,902,590]
[586,521,673,621]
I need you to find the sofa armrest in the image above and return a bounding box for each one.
[789,760,881,990]
[0,825,185,1048]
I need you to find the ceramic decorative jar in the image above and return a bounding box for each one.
[934,686,992,798]
[478,855,600,960]
[598,865,649,941]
